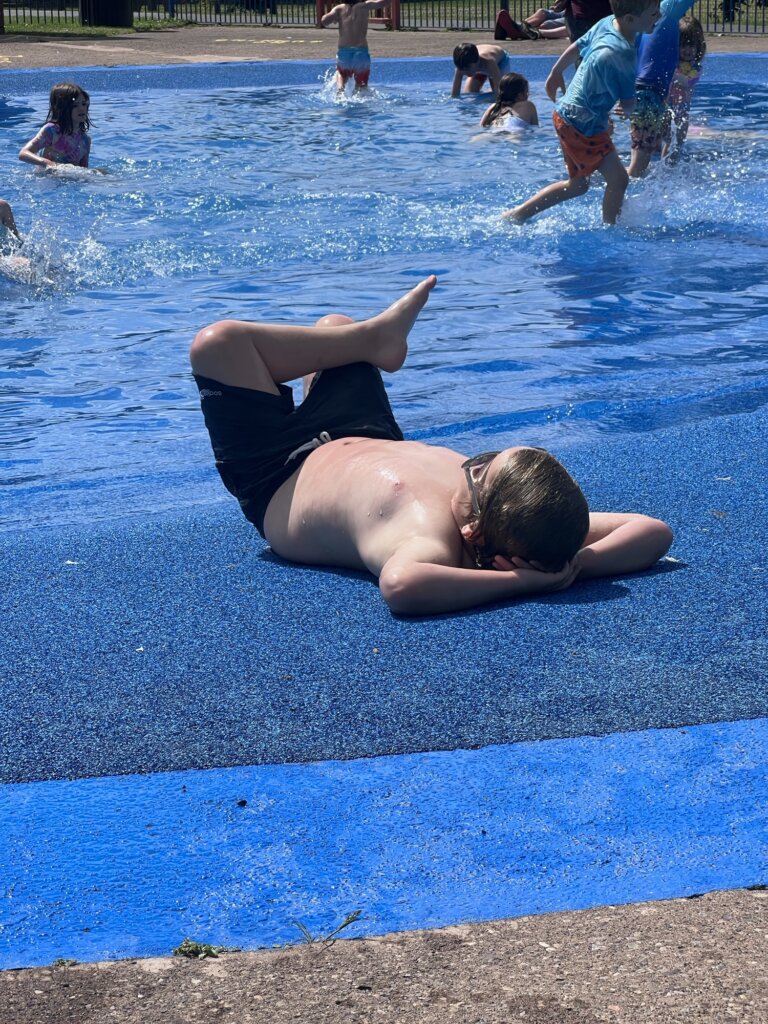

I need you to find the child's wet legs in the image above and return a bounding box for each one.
[599,150,629,224]
[503,175,589,223]
[627,146,653,178]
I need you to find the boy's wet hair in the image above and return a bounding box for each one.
[610,0,656,18]
[679,15,706,60]
[47,82,90,135]
[453,43,480,69]
[476,448,589,572]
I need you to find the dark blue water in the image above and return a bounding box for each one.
[1,57,767,531]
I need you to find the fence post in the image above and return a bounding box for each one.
[0,3,4,34]
[391,0,400,29]
[316,0,325,27]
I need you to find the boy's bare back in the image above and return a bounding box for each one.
[323,0,384,48]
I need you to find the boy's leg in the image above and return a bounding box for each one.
[598,150,629,224]
[627,146,653,178]
[503,175,589,223]
[302,314,354,397]
[189,276,436,392]
[628,92,668,178]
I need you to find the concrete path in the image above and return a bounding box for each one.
[1,23,767,70]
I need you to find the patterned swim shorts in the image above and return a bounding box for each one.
[630,86,672,152]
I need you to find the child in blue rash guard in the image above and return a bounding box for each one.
[503,0,661,226]
[627,0,695,177]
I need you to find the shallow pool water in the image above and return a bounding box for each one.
[1,56,767,532]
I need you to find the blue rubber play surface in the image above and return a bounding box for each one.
[2,56,767,968]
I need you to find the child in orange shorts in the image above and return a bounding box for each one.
[504,0,661,225]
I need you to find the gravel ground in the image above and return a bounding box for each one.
[2,889,767,1024]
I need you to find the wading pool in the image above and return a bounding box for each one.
[2,56,767,532]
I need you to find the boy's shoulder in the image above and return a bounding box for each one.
[579,18,636,69]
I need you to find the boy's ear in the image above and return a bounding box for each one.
[461,522,483,543]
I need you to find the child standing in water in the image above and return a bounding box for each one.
[503,0,661,226]
[664,16,706,159]
[321,0,390,91]
[19,82,94,169]
[627,0,695,177]
[480,73,539,132]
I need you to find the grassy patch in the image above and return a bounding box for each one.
[292,909,364,946]
[3,20,196,36]
[173,937,241,959]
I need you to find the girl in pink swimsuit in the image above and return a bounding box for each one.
[19,82,93,170]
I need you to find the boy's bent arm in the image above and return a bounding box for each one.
[320,6,341,25]
[451,67,464,98]
[545,41,580,101]
[577,512,673,580]
[378,542,578,615]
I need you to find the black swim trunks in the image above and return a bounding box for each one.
[195,362,404,537]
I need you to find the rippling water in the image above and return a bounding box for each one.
[2,61,767,531]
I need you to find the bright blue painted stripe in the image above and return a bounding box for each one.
[2,718,766,969]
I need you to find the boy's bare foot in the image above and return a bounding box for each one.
[367,275,437,372]
[502,207,526,223]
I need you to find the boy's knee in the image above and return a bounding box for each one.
[614,166,629,190]
[189,319,236,371]
[315,313,355,328]
[572,176,590,196]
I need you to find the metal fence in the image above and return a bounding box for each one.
[2,0,767,33]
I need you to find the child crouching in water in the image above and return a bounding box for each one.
[504,0,661,226]
[19,82,95,170]
[665,15,706,159]
[480,73,539,132]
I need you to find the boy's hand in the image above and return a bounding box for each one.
[545,70,566,102]
[491,554,580,593]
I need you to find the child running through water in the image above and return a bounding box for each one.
[480,73,539,132]
[503,0,661,225]
[19,82,96,170]
[321,0,390,92]
[664,15,706,160]
[627,0,696,177]
[452,43,514,97]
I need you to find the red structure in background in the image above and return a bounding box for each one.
[316,0,401,30]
